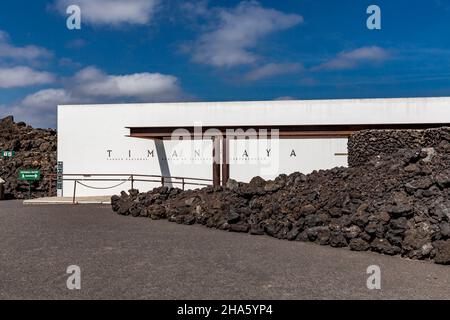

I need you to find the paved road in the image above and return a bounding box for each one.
[0,200,449,299]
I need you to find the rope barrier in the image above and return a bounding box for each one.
[49,174,213,202]
[75,178,130,190]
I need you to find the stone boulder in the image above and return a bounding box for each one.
[111,127,450,266]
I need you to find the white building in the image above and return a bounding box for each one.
[57,97,450,197]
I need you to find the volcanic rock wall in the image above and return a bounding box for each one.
[348,127,450,167]
[112,127,450,265]
[0,116,57,199]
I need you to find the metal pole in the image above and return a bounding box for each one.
[161,176,164,187]
[72,181,77,205]
[131,175,134,190]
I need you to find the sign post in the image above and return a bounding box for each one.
[18,170,41,199]
[57,161,63,197]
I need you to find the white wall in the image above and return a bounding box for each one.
[60,97,450,127]
[58,122,214,196]
[228,138,348,182]
[58,97,450,196]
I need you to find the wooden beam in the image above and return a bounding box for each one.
[127,122,450,140]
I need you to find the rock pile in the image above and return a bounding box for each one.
[348,126,450,167]
[0,116,57,199]
[112,128,450,265]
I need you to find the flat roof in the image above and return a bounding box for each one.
[58,96,450,128]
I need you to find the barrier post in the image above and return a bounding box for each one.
[161,176,165,186]
[131,175,134,190]
[72,180,77,204]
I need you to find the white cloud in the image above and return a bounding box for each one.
[54,0,160,26]
[187,1,303,67]
[245,63,303,81]
[20,88,74,108]
[0,66,54,88]
[0,31,52,62]
[58,57,82,68]
[314,46,390,71]
[180,1,209,18]
[71,66,183,101]
[4,89,75,128]
[6,66,187,127]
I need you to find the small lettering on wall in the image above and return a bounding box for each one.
[104,148,342,161]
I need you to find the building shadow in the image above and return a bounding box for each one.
[155,139,173,188]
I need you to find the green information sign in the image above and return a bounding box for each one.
[19,170,41,181]
[1,151,15,157]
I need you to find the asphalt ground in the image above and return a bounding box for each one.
[0,200,449,299]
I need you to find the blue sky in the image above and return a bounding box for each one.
[0,0,450,127]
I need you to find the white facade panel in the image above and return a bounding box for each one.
[228,138,348,182]
[60,96,450,127]
[58,97,450,197]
